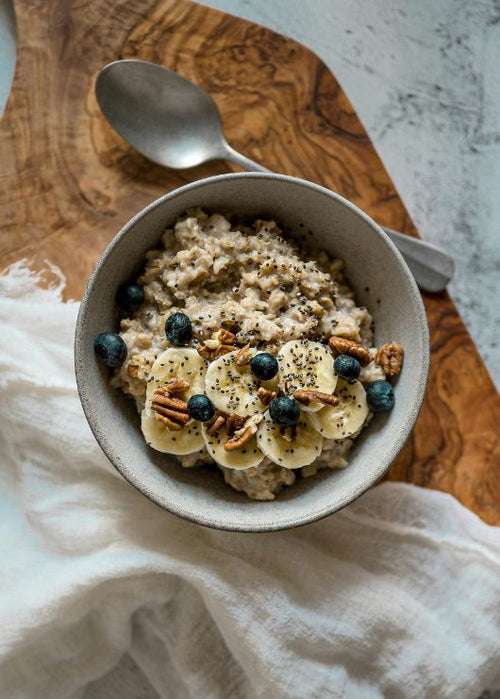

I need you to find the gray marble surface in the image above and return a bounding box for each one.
[200,0,500,389]
[0,0,15,118]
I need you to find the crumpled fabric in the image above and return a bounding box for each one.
[1,261,500,699]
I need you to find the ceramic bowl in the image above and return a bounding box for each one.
[75,173,429,532]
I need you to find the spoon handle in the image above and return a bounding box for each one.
[222,144,271,173]
[223,144,453,293]
[382,227,454,293]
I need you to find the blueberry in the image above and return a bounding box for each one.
[334,354,361,381]
[165,312,192,346]
[269,396,300,427]
[366,380,395,412]
[250,353,279,381]
[187,394,215,422]
[94,332,127,368]
[116,283,144,312]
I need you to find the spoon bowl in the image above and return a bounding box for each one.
[96,60,228,169]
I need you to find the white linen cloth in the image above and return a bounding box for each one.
[1,261,500,699]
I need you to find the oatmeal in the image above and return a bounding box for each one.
[99,209,404,501]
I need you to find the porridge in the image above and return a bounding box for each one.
[94,209,404,501]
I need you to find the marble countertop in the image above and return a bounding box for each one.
[201,0,500,390]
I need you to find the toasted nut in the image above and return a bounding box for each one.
[162,377,190,394]
[197,345,214,360]
[151,387,190,429]
[206,414,226,436]
[235,413,264,436]
[223,426,255,451]
[293,390,311,406]
[197,343,234,360]
[226,412,247,436]
[152,390,188,412]
[154,412,183,431]
[217,328,236,345]
[224,413,263,449]
[293,389,339,407]
[328,336,370,366]
[376,342,404,376]
[151,404,190,424]
[197,326,237,359]
[235,343,252,366]
[257,387,277,406]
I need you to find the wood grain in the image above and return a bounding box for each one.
[1,0,500,522]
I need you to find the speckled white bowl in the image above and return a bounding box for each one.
[75,173,429,531]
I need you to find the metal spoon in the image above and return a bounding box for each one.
[96,59,454,292]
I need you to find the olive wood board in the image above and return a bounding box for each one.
[1,0,499,523]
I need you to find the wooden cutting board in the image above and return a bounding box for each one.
[2,0,499,523]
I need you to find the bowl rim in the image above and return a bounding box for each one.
[75,172,430,532]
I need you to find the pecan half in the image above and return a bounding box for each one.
[223,426,255,451]
[197,345,215,360]
[226,412,247,436]
[151,387,189,430]
[257,387,277,406]
[328,336,371,367]
[152,404,190,424]
[294,389,339,407]
[161,377,190,394]
[223,414,263,451]
[375,342,404,376]
[153,389,188,410]
[235,343,252,367]
[154,413,184,431]
[205,414,226,436]
[198,328,237,361]
[217,328,236,345]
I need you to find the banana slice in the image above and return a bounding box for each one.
[146,348,207,403]
[308,378,369,439]
[277,340,337,412]
[141,409,204,455]
[142,348,208,455]
[256,412,323,469]
[201,422,264,470]
[205,349,279,418]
